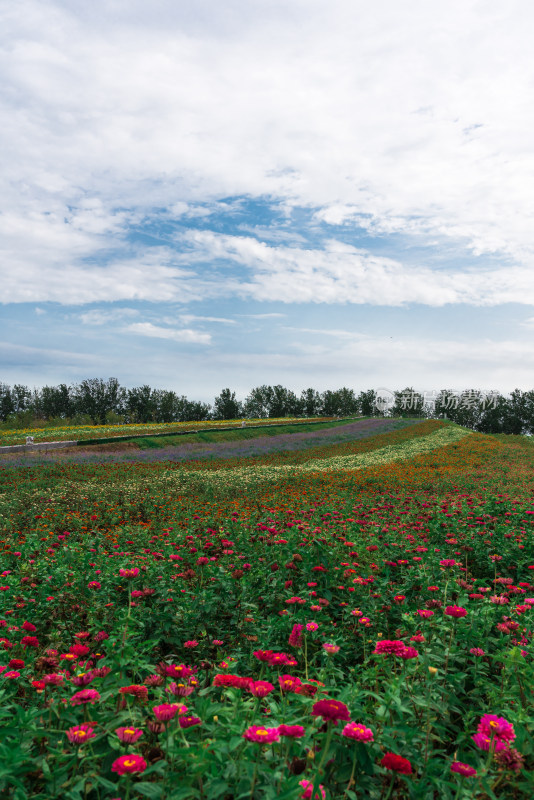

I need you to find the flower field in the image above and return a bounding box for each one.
[0,417,323,448]
[0,419,533,799]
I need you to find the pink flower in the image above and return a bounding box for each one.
[183,640,198,648]
[373,640,406,656]
[116,726,144,743]
[417,609,434,619]
[299,779,326,799]
[111,754,147,775]
[119,568,140,578]
[248,680,275,698]
[243,725,280,743]
[289,624,304,647]
[278,724,305,738]
[322,643,340,654]
[445,605,467,618]
[70,688,100,706]
[179,716,201,728]
[451,761,477,777]
[311,699,350,722]
[66,723,96,744]
[472,732,508,752]
[153,703,185,721]
[279,674,302,693]
[306,621,319,632]
[477,714,515,744]
[470,648,485,657]
[342,722,374,742]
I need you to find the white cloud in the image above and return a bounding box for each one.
[1,0,534,308]
[125,322,212,344]
[180,230,534,306]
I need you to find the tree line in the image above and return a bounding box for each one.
[1,379,533,435]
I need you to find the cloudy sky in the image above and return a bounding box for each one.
[2,0,534,401]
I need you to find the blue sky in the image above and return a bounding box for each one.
[2,0,534,402]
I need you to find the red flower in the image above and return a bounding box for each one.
[311,699,350,722]
[213,674,252,690]
[119,684,148,700]
[380,752,413,774]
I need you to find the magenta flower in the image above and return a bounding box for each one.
[111,754,147,775]
[311,699,350,722]
[472,732,509,752]
[153,703,186,721]
[119,568,140,578]
[322,643,340,654]
[66,723,97,744]
[243,725,280,743]
[299,779,326,799]
[342,722,374,742]
[70,688,100,706]
[445,605,467,618]
[451,761,477,777]
[278,724,306,738]
[373,640,406,656]
[179,715,201,728]
[289,624,304,647]
[477,714,515,744]
[116,726,144,743]
[248,680,275,698]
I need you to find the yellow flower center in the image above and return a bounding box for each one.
[123,759,135,767]
[256,729,268,735]
[125,729,135,735]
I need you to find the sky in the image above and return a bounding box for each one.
[2,0,534,402]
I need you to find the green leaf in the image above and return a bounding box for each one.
[134,781,164,798]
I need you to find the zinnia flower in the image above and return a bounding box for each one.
[472,732,508,752]
[322,643,340,654]
[66,723,96,744]
[373,640,406,656]
[243,725,280,743]
[111,754,147,775]
[477,714,515,744]
[380,752,413,774]
[311,699,350,722]
[153,703,185,721]
[179,715,201,728]
[451,761,477,777]
[278,724,305,738]
[116,726,144,743]
[248,680,275,698]
[445,605,467,618]
[342,722,374,742]
[70,688,100,706]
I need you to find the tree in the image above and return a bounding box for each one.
[357,389,379,417]
[391,388,424,418]
[300,388,322,417]
[0,383,15,422]
[126,385,155,423]
[244,386,273,418]
[73,378,124,424]
[213,389,242,420]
